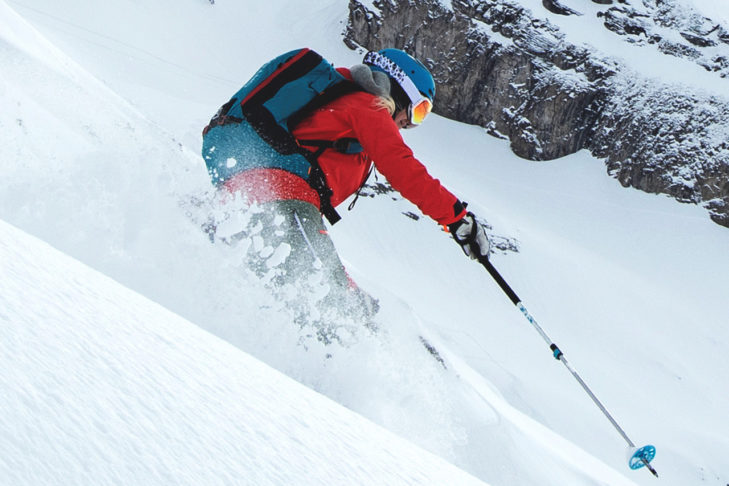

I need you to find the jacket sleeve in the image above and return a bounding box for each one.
[349,99,466,226]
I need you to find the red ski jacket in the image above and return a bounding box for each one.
[224,69,466,226]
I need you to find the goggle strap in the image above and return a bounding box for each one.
[364,51,430,111]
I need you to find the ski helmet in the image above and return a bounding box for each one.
[363,48,435,127]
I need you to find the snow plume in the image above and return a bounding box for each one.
[0,7,479,471]
[181,191,475,467]
[1,10,462,475]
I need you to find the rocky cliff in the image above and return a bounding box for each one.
[345,0,729,227]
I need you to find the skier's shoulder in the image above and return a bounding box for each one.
[329,91,392,126]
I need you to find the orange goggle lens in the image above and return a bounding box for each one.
[409,98,433,126]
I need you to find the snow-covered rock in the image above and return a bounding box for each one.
[346,0,729,227]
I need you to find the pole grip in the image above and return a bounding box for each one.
[479,256,521,305]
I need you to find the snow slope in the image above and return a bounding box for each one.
[0,218,489,486]
[2,0,729,485]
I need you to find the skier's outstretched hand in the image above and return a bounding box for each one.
[448,212,490,261]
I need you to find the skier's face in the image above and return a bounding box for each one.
[394,108,412,130]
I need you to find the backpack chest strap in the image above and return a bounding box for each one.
[297,137,363,156]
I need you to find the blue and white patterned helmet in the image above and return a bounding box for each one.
[363,48,435,125]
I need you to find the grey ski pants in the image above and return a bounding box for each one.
[244,199,352,295]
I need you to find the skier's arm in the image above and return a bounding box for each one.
[350,104,466,226]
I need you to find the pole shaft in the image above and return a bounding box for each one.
[479,256,636,448]
[558,354,635,447]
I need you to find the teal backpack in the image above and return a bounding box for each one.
[202,48,363,224]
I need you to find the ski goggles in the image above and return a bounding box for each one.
[408,95,433,126]
[363,51,433,127]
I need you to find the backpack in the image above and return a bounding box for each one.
[202,48,363,224]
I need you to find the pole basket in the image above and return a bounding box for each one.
[628,445,656,470]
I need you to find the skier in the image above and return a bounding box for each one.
[203,48,490,327]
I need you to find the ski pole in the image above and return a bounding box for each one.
[478,255,658,477]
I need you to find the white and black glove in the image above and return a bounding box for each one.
[448,212,491,261]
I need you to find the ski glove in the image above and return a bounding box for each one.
[448,212,490,261]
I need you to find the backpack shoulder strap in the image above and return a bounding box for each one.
[286,80,362,130]
[289,79,365,226]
